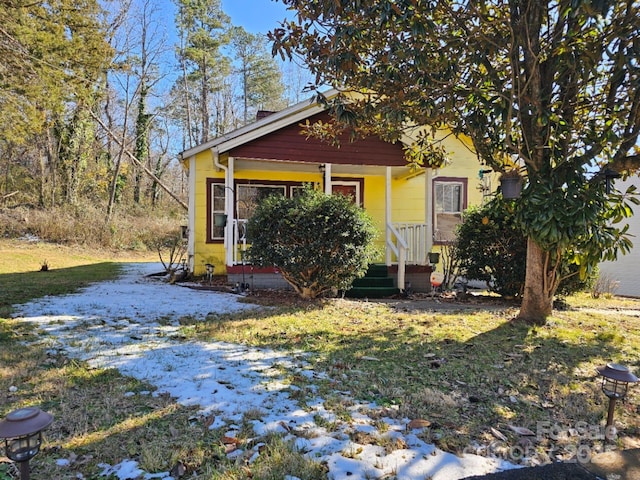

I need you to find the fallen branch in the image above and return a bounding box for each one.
[90,111,188,210]
[1,191,19,200]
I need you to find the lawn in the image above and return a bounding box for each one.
[1,239,640,478]
[194,293,640,458]
[0,238,156,316]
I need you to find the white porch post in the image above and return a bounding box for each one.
[187,155,196,272]
[426,168,434,253]
[324,163,332,195]
[226,157,235,266]
[385,167,392,266]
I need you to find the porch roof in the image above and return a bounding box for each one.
[180,89,418,174]
[229,157,418,178]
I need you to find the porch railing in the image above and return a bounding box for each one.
[232,218,248,265]
[231,219,428,289]
[386,222,408,292]
[392,223,429,265]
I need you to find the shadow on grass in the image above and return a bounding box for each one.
[326,307,633,449]
[2,278,636,478]
[207,298,637,454]
[0,262,122,315]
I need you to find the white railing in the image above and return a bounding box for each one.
[386,222,409,292]
[230,220,428,292]
[393,223,429,265]
[232,218,248,265]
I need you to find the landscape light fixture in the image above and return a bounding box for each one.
[596,363,638,432]
[0,407,53,480]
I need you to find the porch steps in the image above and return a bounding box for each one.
[346,264,399,298]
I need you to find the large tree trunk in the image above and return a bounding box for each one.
[518,237,554,325]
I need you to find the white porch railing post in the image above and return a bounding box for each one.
[385,167,392,266]
[324,163,332,195]
[398,243,406,293]
[226,157,235,266]
[426,168,434,254]
[387,222,408,292]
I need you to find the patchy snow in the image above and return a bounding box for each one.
[14,262,518,479]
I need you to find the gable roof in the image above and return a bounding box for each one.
[229,110,407,166]
[180,90,338,159]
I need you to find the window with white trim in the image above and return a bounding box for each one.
[434,180,464,242]
[236,184,287,220]
[211,183,226,240]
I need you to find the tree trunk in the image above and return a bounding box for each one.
[201,63,209,143]
[518,237,554,325]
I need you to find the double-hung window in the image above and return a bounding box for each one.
[210,183,226,240]
[434,178,466,242]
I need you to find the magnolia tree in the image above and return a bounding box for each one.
[271,0,640,324]
[245,187,377,299]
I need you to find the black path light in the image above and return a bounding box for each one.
[596,363,638,434]
[0,407,53,480]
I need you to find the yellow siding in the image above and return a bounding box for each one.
[435,132,488,208]
[361,175,386,262]
[191,150,224,275]
[191,132,493,275]
[391,174,426,223]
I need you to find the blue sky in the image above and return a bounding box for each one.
[221,0,292,34]
[158,1,292,36]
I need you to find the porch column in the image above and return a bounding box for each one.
[324,163,332,195]
[425,167,434,253]
[226,157,235,267]
[385,167,392,266]
[187,155,196,272]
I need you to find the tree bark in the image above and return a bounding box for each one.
[518,237,554,325]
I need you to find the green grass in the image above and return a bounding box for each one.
[196,296,640,453]
[0,240,323,479]
[2,239,640,478]
[0,239,155,316]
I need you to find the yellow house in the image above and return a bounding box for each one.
[180,91,497,293]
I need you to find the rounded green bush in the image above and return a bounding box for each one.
[246,186,378,298]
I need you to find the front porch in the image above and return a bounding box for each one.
[228,219,436,294]
[227,263,434,294]
[204,153,439,295]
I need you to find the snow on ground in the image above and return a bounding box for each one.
[13,263,518,479]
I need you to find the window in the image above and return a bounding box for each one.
[332,181,361,205]
[211,183,226,240]
[290,185,305,197]
[207,180,308,242]
[434,179,466,242]
[236,184,287,219]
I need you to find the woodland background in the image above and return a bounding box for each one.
[0,0,310,249]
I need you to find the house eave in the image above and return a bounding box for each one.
[181,89,339,159]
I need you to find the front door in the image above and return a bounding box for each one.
[332,181,361,206]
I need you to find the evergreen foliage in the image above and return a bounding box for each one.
[456,197,595,298]
[456,198,528,298]
[271,0,640,323]
[0,0,293,220]
[246,186,377,299]
[230,27,288,124]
